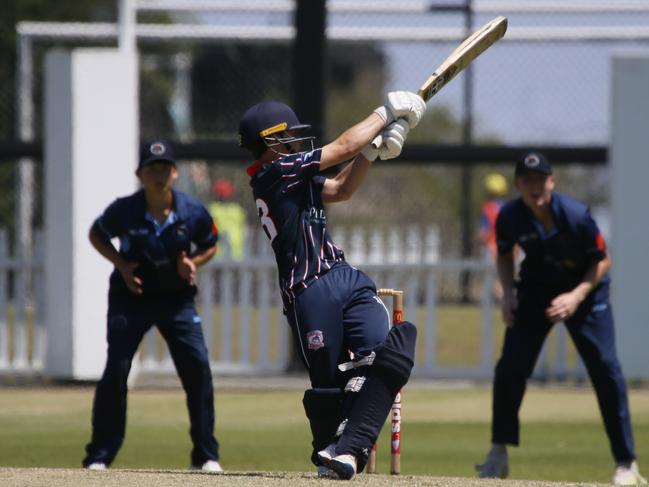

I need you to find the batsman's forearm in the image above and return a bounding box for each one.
[320,113,384,171]
[322,155,373,203]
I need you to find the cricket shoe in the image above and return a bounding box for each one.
[316,443,339,478]
[613,461,648,486]
[317,443,337,464]
[328,454,357,481]
[85,462,107,470]
[190,460,223,472]
[475,445,508,479]
[317,444,357,480]
[317,465,339,479]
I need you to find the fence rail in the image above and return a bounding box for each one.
[0,231,585,381]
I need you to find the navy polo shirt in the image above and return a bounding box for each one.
[496,192,608,293]
[247,148,345,302]
[92,189,218,300]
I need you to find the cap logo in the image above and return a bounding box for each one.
[150,142,166,156]
[524,154,541,168]
[260,122,288,138]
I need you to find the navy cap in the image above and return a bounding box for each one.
[238,101,311,149]
[515,151,552,177]
[139,139,175,168]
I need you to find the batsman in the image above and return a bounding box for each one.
[238,93,424,480]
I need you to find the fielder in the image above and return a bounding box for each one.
[82,140,222,472]
[476,152,646,486]
[238,94,424,480]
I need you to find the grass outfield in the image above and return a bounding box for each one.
[0,385,647,485]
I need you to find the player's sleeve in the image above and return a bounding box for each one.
[279,149,322,183]
[312,174,326,188]
[91,200,123,243]
[580,209,607,261]
[495,207,515,255]
[193,206,218,250]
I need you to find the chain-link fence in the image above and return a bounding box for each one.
[0,2,648,376]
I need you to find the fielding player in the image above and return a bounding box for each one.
[476,152,646,486]
[238,94,424,480]
[82,140,222,472]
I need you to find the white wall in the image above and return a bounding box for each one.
[610,54,649,381]
[44,48,138,379]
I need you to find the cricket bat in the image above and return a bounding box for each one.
[372,15,508,148]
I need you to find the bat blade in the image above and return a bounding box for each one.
[418,16,507,102]
[371,16,507,150]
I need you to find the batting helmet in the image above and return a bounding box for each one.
[239,101,313,157]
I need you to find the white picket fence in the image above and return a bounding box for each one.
[0,227,585,381]
[0,229,46,373]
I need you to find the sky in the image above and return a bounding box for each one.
[200,0,649,146]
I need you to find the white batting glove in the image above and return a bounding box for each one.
[378,119,410,160]
[374,91,426,128]
[360,144,379,162]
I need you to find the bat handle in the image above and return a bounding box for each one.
[371,134,383,149]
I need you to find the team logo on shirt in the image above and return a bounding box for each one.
[309,207,326,222]
[306,330,325,350]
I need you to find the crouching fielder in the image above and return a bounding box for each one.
[477,152,646,486]
[238,93,424,480]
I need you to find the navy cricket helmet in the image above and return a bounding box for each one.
[238,101,313,157]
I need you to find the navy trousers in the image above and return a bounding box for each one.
[491,282,636,462]
[83,297,219,467]
[286,262,391,389]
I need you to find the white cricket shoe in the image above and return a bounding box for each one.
[329,454,357,480]
[317,443,357,480]
[613,461,648,486]
[475,444,509,479]
[191,460,223,472]
[316,444,339,478]
[85,462,107,470]
[317,465,339,479]
[317,443,336,463]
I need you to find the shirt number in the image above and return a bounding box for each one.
[256,198,278,242]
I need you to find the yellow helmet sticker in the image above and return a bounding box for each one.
[260,122,288,137]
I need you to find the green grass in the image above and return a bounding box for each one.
[0,386,648,484]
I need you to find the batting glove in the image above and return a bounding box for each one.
[374,91,427,128]
[360,144,379,162]
[378,119,410,160]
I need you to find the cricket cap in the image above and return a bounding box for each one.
[515,151,552,177]
[238,101,311,149]
[139,139,176,169]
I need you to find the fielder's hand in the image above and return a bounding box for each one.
[117,260,143,295]
[378,119,410,160]
[374,91,427,128]
[501,292,517,327]
[177,251,197,286]
[545,292,580,323]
